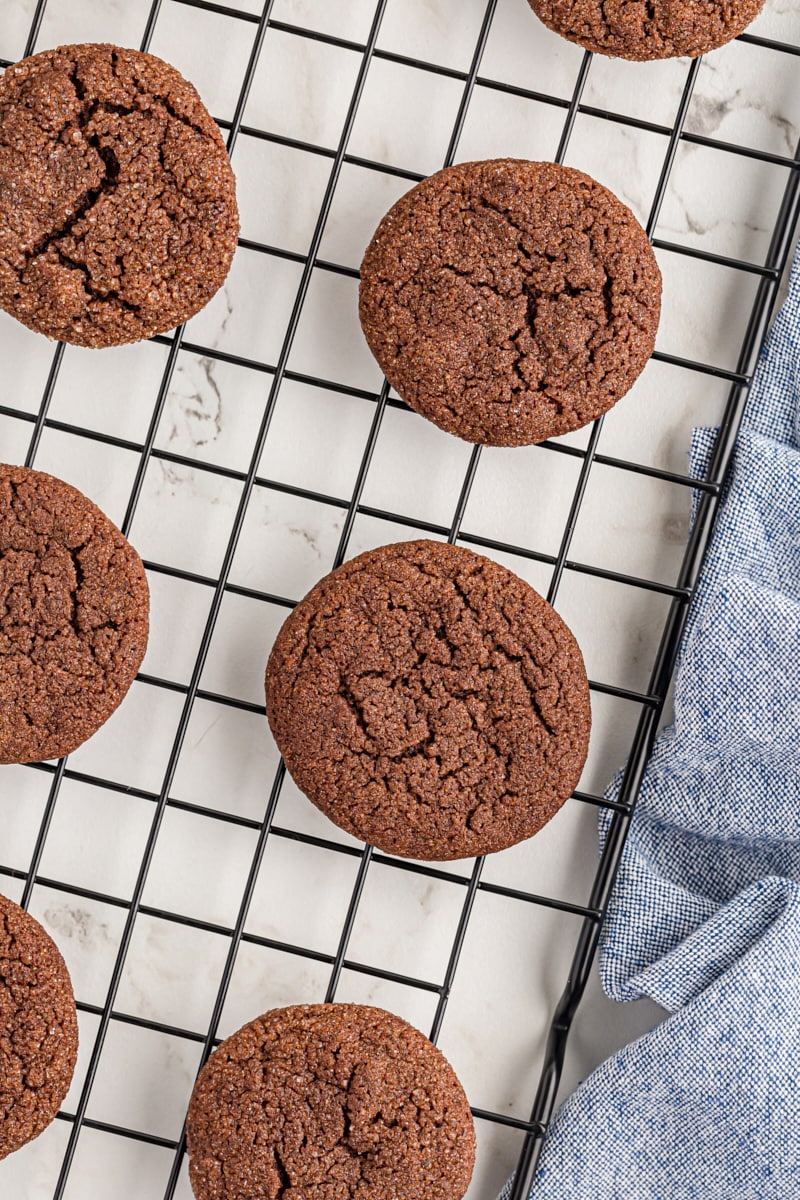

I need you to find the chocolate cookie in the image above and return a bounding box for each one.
[0,893,78,1159]
[0,43,238,347]
[527,0,766,59]
[265,540,590,861]
[359,159,661,447]
[186,1003,475,1200]
[0,464,149,763]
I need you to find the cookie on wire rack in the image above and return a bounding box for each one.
[0,43,238,347]
[0,463,149,764]
[359,158,661,447]
[186,1003,476,1200]
[265,539,591,862]
[0,893,78,1160]
[526,0,766,60]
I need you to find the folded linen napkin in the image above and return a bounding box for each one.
[514,242,800,1200]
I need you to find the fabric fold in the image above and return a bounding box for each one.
[526,879,800,1200]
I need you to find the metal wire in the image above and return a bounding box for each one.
[1,2,799,1198]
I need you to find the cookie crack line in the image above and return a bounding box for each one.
[461,194,641,393]
[9,60,129,277]
[67,539,86,635]
[21,142,118,275]
[108,46,212,141]
[331,568,560,754]
[1,529,119,671]
[448,572,560,739]
[272,1148,291,1196]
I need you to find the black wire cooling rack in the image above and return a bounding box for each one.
[1,1,800,1197]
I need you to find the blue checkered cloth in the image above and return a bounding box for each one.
[505,242,800,1200]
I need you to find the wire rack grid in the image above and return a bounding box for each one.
[1,0,799,1197]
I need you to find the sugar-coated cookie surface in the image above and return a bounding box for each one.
[0,464,149,763]
[186,1003,475,1200]
[265,540,591,861]
[359,159,661,447]
[0,894,78,1160]
[0,43,238,346]
[527,0,766,60]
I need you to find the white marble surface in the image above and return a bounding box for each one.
[1,1,800,1198]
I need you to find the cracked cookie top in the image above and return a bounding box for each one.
[186,1003,475,1200]
[0,893,78,1160]
[0,43,238,347]
[527,0,766,60]
[0,464,149,764]
[359,159,661,447]
[265,540,590,861]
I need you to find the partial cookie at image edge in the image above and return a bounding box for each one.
[186,1003,476,1200]
[0,463,149,764]
[526,0,767,60]
[0,42,239,347]
[0,893,78,1161]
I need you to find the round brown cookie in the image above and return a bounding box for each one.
[527,0,766,60]
[0,463,149,763]
[359,159,661,447]
[0,43,238,347]
[0,893,78,1159]
[265,540,590,861]
[186,1003,475,1200]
